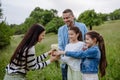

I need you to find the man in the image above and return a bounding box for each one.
[58,9,88,80]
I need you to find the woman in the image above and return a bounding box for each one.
[4,24,58,80]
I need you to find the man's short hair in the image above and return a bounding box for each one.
[63,9,74,16]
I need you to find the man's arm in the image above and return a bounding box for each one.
[58,27,64,50]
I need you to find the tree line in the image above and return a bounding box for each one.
[0,3,120,48]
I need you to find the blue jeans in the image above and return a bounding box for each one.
[61,64,68,80]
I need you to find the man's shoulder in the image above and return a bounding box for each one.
[75,21,85,26]
[58,25,66,30]
[75,22,87,30]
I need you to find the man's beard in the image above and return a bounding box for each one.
[67,21,74,27]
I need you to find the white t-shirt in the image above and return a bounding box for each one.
[60,41,85,71]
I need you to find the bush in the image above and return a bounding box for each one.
[0,22,13,48]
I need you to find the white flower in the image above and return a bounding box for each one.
[51,44,58,51]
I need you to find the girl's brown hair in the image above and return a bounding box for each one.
[86,31,107,77]
[69,26,83,41]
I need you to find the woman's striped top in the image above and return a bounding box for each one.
[6,46,51,75]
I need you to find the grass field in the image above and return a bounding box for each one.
[0,20,120,80]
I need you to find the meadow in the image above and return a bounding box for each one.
[0,20,120,80]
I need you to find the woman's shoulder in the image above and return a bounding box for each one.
[28,46,35,54]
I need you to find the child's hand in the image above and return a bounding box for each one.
[57,50,65,55]
[50,50,59,56]
[49,50,65,57]
[50,53,60,62]
[48,49,56,55]
[82,44,88,51]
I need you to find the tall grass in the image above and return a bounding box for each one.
[0,20,120,80]
[94,20,120,80]
[0,35,23,79]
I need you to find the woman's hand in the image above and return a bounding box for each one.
[47,49,55,55]
[49,54,60,62]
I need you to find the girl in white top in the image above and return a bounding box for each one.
[60,27,85,80]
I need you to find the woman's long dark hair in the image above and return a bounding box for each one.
[69,26,83,41]
[86,31,107,77]
[10,24,45,66]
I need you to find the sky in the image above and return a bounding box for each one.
[1,0,120,24]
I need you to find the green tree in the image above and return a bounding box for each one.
[98,13,109,21]
[45,17,64,34]
[29,7,56,26]
[0,22,13,48]
[109,8,120,20]
[50,9,58,17]
[41,10,55,26]
[22,17,36,32]
[16,7,58,34]
[77,9,103,30]
[30,7,44,24]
